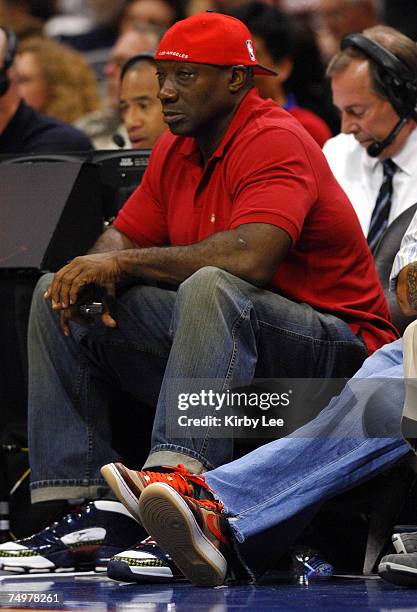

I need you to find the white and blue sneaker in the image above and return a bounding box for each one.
[107,536,184,583]
[0,501,145,573]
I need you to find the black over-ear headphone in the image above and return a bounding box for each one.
[0,28,18,98]
[341,33,417,156]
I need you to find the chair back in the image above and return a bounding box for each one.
[373,203,417,334]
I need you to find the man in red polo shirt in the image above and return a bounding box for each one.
[2,12,397,574]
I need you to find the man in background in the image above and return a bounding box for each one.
[323,26,417,249]
[76,25,162,148]
[119,53,166,149]
[317,0,381,61]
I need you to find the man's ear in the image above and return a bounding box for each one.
[229,65,250,93]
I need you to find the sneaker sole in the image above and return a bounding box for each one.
[101,464,142,524]
[139,483,227,587]
[379,561,417,587]
[107,559,176,583]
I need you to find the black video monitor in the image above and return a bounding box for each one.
[90,149,151,221]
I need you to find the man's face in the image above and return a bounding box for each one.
[119,62,167,149]
[331,58,413,158]
[155,60,234,138]
[319,0,374,41]
[104,30,159,107]
[121,0,175,30]
[89,0,125,27]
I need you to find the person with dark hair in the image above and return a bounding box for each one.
[0,13,396,576]
[120,0,185,31]
[76,25,162,149]
[0,0,44,39]
[230,2,332,146]
[0,27,93,153]
[316,0,381,62]
[323,26,417,245]
[119,53,167,148]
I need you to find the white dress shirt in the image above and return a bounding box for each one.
[323,127,417,236]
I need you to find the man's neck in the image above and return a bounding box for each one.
[196,92,248,165]
[0,94,20,135]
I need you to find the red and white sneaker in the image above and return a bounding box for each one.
[100,462,213,523]
[138,482,229,587]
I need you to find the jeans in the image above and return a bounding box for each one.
[204,339,409,579]
[28,266,367,502]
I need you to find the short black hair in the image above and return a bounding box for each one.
[120,52,156,82]
[229,2,295,62]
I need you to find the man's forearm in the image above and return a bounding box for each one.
[46,223,290,309]
[115,224,290,287]
[88,226,137,254]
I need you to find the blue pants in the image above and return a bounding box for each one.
[204,339,409,578]
[28,267,366,502]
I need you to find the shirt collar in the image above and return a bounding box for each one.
[178,88,262,164]
[391,124,417,176]
[363,123,417,176]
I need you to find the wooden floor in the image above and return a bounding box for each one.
[0,571,415,611]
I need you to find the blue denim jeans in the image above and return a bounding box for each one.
[204,339,409,579]
[28,267,367,502]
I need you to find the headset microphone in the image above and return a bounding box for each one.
[112,133,126,148]
[367,116,409,157]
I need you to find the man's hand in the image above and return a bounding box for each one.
[57,285,116,336]
[44,252,123,333]
[397,262,417,316]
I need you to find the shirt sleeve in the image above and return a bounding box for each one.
[390,211,417,290]
[226,127,319,244]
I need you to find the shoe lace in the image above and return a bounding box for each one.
[194,498,224,513]
[144,464,214,498]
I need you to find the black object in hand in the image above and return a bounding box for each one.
[76,283,107,317]
[78,302,104,316]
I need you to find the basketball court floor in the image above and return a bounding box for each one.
[0,570,416,611]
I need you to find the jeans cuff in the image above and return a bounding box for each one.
[30,484,116,504]
[143,450,208,474]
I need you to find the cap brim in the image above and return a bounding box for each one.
[253,64,277,76]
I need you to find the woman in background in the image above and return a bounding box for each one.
[15,36,101,124]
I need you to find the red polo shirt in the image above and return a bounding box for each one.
[114,88,398,354]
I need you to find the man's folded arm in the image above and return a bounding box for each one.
[114,222,291,288]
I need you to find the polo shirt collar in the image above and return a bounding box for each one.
[178,88,261,163]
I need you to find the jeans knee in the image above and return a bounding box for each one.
[178,266,235,303]
[31,273,54,315]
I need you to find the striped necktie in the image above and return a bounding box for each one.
[367,159,397,252]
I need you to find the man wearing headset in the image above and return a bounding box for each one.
[0,27,92,153]
[323,26,417,251]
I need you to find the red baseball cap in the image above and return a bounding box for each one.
[154,12,277,76]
